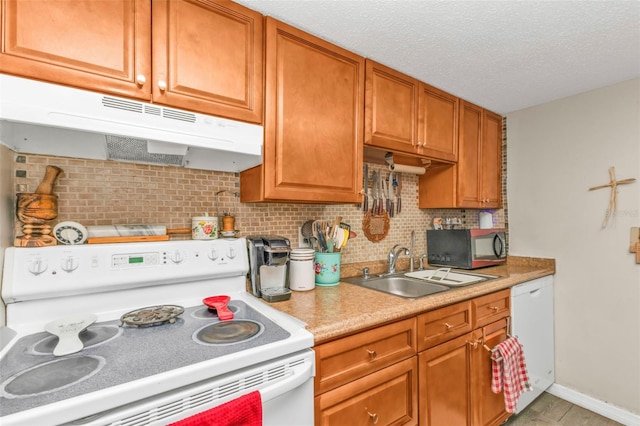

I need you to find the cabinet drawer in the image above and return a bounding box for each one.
[315,357,418,426]
[315,318,416,395]
[417,301,473,351]
[472,289,510,328]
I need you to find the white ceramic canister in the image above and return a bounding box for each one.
[192,216,218,239]
[289,248,315,291]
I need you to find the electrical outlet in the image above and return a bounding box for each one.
[16,184,27,192]
[298,226,311,248]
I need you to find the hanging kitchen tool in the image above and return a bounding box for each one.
[396,173,402,215]
[370,171,378,215]
[387,172,394,218]
[215,190,240,237]
[362,163,369,212]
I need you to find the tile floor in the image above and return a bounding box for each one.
[504,392,623,425]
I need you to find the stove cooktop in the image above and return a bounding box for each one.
[0,301,290,417]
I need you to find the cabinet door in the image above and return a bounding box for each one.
[364,60,419,154]
[0,0,150,99]
[261,17,364,202]
[480,110,502,207]
[417,83,459,162]
[418,332,472,426]
[470,319,510,426]
[152,0,263,123]
[316,357,418,426]
[457,100,483,207]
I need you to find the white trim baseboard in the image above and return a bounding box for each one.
[547,384,640,426]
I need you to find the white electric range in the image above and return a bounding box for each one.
[0,239,314,426]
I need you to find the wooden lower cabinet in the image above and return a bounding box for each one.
[418,318,510,426]
[315,357,419,426]
[470,319,511,426]
[314,291,511,426]
[418,332,471,425]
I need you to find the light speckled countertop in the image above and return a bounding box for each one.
[262,256,555,344]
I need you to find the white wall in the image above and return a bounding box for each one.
[507,78,640,415]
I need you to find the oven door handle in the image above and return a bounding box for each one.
[261,357,314,402]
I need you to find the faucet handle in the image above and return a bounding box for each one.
[363,267,370,279]
[419,253,429,270]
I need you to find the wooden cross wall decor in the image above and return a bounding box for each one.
[588,166,636,228]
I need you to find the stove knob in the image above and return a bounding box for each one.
[226,247,237,259]
[208,249,218,261]
[28,257,48,275]
[61,256,79,273]
[169,250,184,264]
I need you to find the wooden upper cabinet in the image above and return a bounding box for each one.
[0,0,151,100]
[364,60,419,153]
[481,110,503,207]
[419,101,502,209]
[364,60,458,162]
[152,0,263,123]
[241,17,364,203]
[417,83,459,162]
[457,100,484,206]
[1,0,263,123]
[458,101,503,208]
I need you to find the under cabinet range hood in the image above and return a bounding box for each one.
[0,75,263,172]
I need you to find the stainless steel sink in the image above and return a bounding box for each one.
[343,269,499,299]
[342,275,450,299]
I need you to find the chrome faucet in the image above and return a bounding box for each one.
[388,244,409,274]
[419,253,429,270]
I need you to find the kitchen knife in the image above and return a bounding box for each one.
[378,172,384,215]
[397,173,402,214]
[371,171,377,215]
[362,163,368,212]
[388,172,394,218]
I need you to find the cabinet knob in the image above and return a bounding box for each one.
[158,80,167,91]
[443,322,453,330]
[366,349,377,360]
[489,306,499,312]
[135,74,146,86]
[366,410,379,424]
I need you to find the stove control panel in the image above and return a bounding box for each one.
[2,239,249,303]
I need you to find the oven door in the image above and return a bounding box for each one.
[63,349,314,426]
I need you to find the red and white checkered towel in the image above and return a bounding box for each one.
[491,336,531,413]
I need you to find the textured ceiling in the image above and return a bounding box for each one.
[234,0,640,114]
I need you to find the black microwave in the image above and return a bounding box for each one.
[426,229,506,269]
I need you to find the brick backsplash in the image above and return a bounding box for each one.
[9,149,507,265]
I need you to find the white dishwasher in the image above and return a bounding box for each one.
[511,275,555,413]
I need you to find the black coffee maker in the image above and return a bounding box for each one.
[246,236,292,302]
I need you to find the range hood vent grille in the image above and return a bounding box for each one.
[106,136,185,166]
[101,96,196,123]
